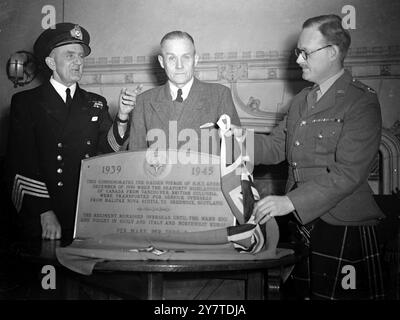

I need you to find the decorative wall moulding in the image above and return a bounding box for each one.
[83,45,400,65]
[79,46,400,133]
[218,63,248,82]
[82,46,400,86]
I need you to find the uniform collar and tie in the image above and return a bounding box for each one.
[316,68,345,101]
[306,69,345,112]
[168,77,194,102]
[50,77,77,103]
[306,84,320,110]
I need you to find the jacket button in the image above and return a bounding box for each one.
[300,121,306,126]
[86,140,91,145]
[294,140,300,146]
[57,155,62,161]
[292,162,297,168]
[57,181,63,187]
[318,133,323,139]
[57,168,63,174]
[57,142,63,148]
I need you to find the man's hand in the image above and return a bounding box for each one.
[40,210,61,240]
[253,195,295,224]
[117,84,143,120]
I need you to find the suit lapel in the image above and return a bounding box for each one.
[150,78,209,132]
[178,78,207,128]
[152,83,174,129]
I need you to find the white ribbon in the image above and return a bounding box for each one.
[218,114,243,176]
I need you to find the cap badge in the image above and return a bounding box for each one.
[70,25,83,40]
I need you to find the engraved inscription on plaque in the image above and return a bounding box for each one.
[74,150,235,238]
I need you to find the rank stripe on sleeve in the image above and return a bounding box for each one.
[12,174,50,212]
[107,127,122,152]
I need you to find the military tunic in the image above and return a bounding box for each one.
[254,70,386,299]
[255,70,384,225]
[5,81,128,237]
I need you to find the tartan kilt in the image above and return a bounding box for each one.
[291,219,385,300]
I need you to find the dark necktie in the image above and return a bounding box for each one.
[175,88,183,102]
[306,85,320,111]
[66,88,72,107]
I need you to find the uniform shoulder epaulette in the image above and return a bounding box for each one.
[350,78,376,94]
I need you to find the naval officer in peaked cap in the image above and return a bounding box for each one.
[5,23,141,240]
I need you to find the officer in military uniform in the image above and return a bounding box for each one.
[251,15,385,299]
[5,23,138,240]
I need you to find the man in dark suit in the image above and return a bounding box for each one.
[124,31,240,153]
[5,23,137,241]
[251,15,385,299]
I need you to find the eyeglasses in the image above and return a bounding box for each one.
[294,45,333,60]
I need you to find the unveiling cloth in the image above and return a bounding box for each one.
[56,114,293,275]
[56,217,293,275]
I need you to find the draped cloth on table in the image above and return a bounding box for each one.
[56,115,293,275]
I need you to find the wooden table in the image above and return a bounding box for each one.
[11,239,308,300]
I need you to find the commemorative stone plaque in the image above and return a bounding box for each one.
[73,150,235,239]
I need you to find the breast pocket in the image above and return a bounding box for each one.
[314,121,343,154]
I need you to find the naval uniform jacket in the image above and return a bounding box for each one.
[128,77,241,152]
[5,81,128,236]
[255,71,384,226]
